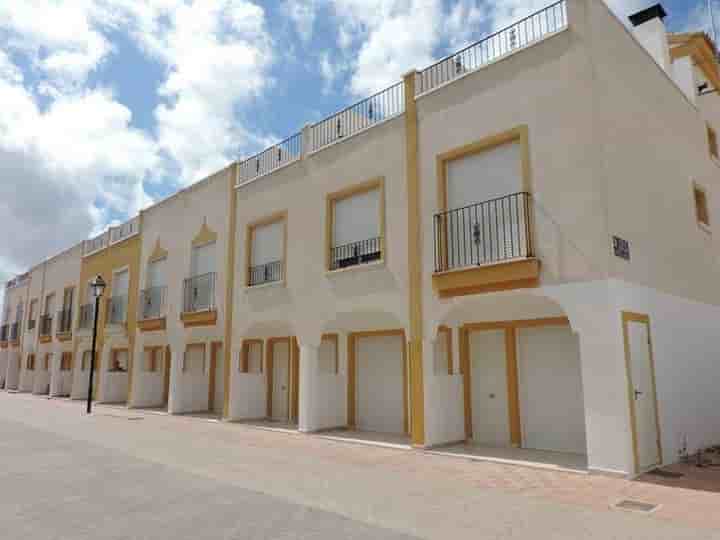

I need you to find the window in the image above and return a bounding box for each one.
[142,258,167,320]
[327,179,384,271]
[109,349,129,372]
[694,183,711,229]
[183,344,206,374]
[319,334,339,374]
[43,354,51,371]
[240,340,263,373]
[28,299,37,330]
[144,347,162,372]
[44,293,54,316]
[247,213,286,286]
[26,354,35,371]
[708,124,718,160]
[60,352,73,371]
[108,269,129,324]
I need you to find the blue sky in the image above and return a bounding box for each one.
[0,0,711,304]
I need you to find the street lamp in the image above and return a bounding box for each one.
[86,274,106,414]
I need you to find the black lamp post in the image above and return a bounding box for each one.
[86,275,106,414]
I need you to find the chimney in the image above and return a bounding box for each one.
[629,4,671,74]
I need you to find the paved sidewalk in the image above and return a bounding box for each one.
[1,392,719,539]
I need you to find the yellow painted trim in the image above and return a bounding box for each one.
[223,164,238,419]
[321,333,339,374]
[148,238,169,264]
[137,317,166,332]
[433,258,541,298]
[291,337,300,423]
[209,341,222,412]
[402,337,409,435]
[505,327,521,447]
[245,210,288,287]
[191,220,218,248]
[180,309,217,327]
[437,325,453,374]
[459,327,472,439]
[670,34,720,92]
[621,311,663,474]
[325,177,386,271]
[0,342,7,349]
[347,333,356,428]
[265,339,274,418]
[163,345,171,405]
[39,335,53,344]
[57,333,73,342]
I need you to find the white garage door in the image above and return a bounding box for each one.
[517,326,586,455]
[470,330,510,446]
[356,335,405,434]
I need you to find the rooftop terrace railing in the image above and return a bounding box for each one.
[416,0,567,95]
[310,81,405,153]
[83,231,109,257]
[238,132,303,186]
[110,216,140,245]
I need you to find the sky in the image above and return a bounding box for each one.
[0,0,712,310]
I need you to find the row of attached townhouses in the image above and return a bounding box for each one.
[3,0,720,477]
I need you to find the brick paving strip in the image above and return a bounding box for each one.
[2,392,720,538]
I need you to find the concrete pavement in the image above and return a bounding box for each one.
[0,392,718,539]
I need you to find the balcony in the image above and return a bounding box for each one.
[83,231,109,257]
[330,237,383,271]
[56,308,73,340]
[106,295,128,326]
[181,273,217,327]
[110,216,140,245]
[39,315,52,343]
[138,286,167,332]
[432,192,540,297]
[78,303,95,331]
[248,261,284,287]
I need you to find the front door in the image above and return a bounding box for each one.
[625,315,661,471]
[470,329,510,446]
[271,341,289,421]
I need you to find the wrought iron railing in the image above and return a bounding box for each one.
[9,322,19,341]
[83,231,109,256]
[416,1,567,95]
[139,286,167,320]
[57,308,73,334]
[0,324,8,342]
[433,192,533,272]
[39,315,52,337]
[107,295,128,325]
[248,261,284,286]
[238,132,303,185]
[311,82,405,152]
[183,272,216,313]
[330,237,383,271]
[79,303,95,330]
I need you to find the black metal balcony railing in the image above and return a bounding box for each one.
[79,303,95,330]
[107,295,128,325]
[248,260,284,287]
[9,322,19,341]
[434,192,533,273]
[330,237,383,271]
[416,0,567,95]
[139,286,167,320]
[57,308,73,334]
[0,324,8,341]
[183,272,216,313]
[39,315,52,337]
[238,132,303,185]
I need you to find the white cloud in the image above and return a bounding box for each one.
[282,0,318,42]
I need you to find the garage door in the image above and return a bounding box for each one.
[517,326,586,455]
[356,335,405,434]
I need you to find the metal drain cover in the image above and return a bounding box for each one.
[126,416,144,421]
[613,500,659,513]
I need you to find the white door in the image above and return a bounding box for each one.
[356,335,405,434]
[517,326,587,455]
[272,341,289,420]
[628,320,660,470]
[470,330,510,446]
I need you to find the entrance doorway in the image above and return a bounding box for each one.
[266,338,298,423]
[622,312,662,473]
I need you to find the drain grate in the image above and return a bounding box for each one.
[613,499,659,513]
[126,416,144,421]
[647,468,684,479]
